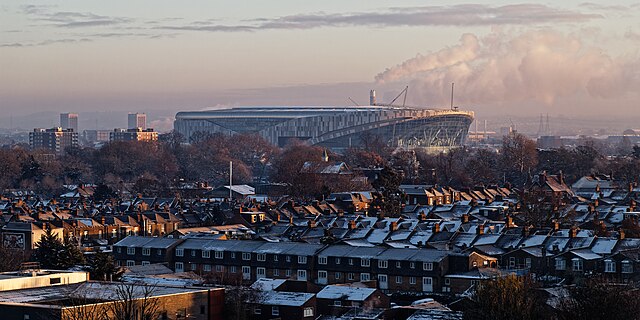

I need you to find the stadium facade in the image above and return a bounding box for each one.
[174,105,474,152]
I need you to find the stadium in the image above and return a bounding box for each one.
[174,104,474,152]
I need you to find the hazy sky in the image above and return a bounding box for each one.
[1,1,639,120]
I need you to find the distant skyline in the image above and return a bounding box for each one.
[1,1,639,119]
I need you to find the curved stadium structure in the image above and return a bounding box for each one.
[174,106,474,152]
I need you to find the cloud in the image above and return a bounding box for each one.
[156,4,601,32]
[375,30,640,107]
[0,38,91,47]
[21,5,132,28]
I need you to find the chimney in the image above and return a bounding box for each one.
[558,170,565,185]
[476,224,485,235]
[522,226,530,237]
[307,219,316,228]
[630,199,636,212]
[630,182,634,194]
[369,89,376,105]
[539,171,547,185]
[506,215,513,228]
[389,221,398,231]
[101,217,106,225]
[418,211,426,221]
[553,221,560,232]
[289,216,294,225]
[569,226,578,238]
[619,228,626,240]
[461,214,469,223]
[348,220,357,230]
[275,212,281,223]
[432,223,440,233]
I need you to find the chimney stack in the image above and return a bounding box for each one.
[369,90,376,105]
[432,223,440,233]
[348,220,356,230]
[462,213,469,223]
[307,219,316,228]
[569,226,578,238]
[389,221,398,231]
[619,228,626,240]
[476,224,485,235]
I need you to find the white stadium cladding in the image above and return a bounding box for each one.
[174,105,474,152]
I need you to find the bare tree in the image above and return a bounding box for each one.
[61,286,110,320]
[107,282,161,320]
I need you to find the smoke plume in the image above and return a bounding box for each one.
[375,30,639,107]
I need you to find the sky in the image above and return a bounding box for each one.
[1,1,639,129]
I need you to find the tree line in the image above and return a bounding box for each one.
[1,131,639,197]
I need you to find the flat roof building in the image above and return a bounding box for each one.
[175,105,474,152]
[110,128,158,142]
[128,113,147,130]
[29,127,78,155]
[60,113,78,132]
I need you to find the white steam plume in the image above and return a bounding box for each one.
[375,30,639,107]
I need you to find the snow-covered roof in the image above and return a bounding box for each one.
[316,285,376,301]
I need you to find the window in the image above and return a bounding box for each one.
[525,258,532,268]
[242,253,251,260]
[202,250,210,258]
[572,258,583,272]
[230,252,236,259]
[142,261,150,266]
[303,307,314,317]
[274,269,280,276]
[126,260,135,267]
[127,247,135,255]
[605,260,616,273]
[319,257,328,265]
[410,277,416,284]
[286,269,292,277]
[286,256,291,262]
[333,300,342,306]
[361,259,370,267]
[298,256,307,264]
[509,257,516,267]
[335,272,342,280]
[242,266,251,280]
[190,263,197,271]
[423,262,433,271]
[142,248,150,256]
[396,276,402,284]
[214,251,223,259]
[335,257,341,264]
[349,258,353,265]
[203,264,212,272]
[445,278,451,285]
[555,258,566,271]
[622,260,633,273]
[257,253,266,261]
[215,265,223,272]
[348,273,354,280]
[176,248,184,257]
[410,262,415,269]
[297,270,307,280]
[360,273,370,281]
[378,260,388,268]
[175,262,184,271]
[230,266,237,273]
[272,306,280,316]
[50,277,61,285]
[318,270,328,279]
[117,247,121,253]
[253,307,261,315]
[396,261,401,268]
[157,249,162,256]
[273,255,278,262]
[257,267,266,278]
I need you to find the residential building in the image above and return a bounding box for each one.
[128,112,147,129]
[29,127,78,154]
[59,113,78,132]
[110,128,158,142]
